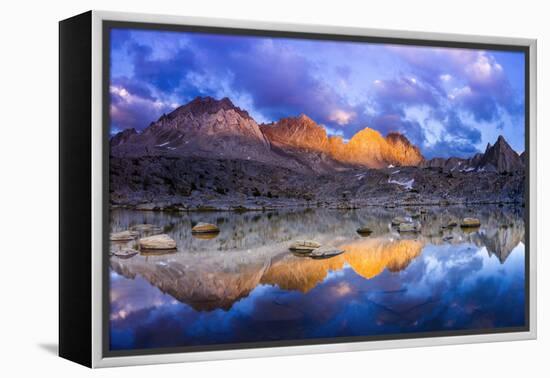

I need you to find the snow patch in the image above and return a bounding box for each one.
[387,164,395,168]
[388,178,415,190]
[156,141,170,147]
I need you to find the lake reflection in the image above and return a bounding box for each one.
[109,206,526,351]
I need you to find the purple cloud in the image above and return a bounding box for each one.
[388,46,523,122]
[110,84,175,133]
[372,76,438,110]
[109,29,525,158]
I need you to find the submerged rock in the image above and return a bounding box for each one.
[442,221,458,229]
[191,222,220,234]
[130,224,162,234]
[192,232,219,240]
[138,234,177,250]
[310,247,345,259]
[289,240,321,253]
[460,218,481,228]
[135,203,163,211]
[391,216,412,226]
[140,248,178,256]
[356,226,373,236]
[110,230,139,241]
[113,248,139,258]
[398,222,421,233]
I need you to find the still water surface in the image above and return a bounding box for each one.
[109,206,525,351]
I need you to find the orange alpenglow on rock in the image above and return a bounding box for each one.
[261,237,424,292]
[261,114,424,169]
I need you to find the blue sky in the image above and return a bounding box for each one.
[109,28,525,158]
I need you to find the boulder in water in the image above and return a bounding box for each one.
[398,222,421,233]
[356,226,373,236]
[130,224,162,234]
[392,216,412,226]
[460,218,481,228]
[113,248,139,258]
[110,230,139,241]
[191,222,220,234]
[289,240,321,253]
[310,247,344,259]
[138,234,177,250]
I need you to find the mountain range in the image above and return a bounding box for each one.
[420,136,524,173]
[111,96,524,174]
[109,96,525,209]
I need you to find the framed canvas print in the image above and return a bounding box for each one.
[59,10,537,368]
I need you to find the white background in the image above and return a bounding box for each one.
[0,0,546,376]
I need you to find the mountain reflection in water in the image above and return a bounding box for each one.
[109,206,526,350]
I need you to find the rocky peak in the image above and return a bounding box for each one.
[421,135,523,173]
[385,132,424,166]
[110,97,429,171]
[386,132,413,147]
[260,114,329,152]
[110,128,138,147]
[279,114,324,132]
[495,135,512,151]
[171,96,252,120]
[349,127,385,143]
[480,135,523,173]
[332,128,388,168]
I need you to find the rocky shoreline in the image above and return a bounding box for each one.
[111,198,524,213]
[110,156,525,212]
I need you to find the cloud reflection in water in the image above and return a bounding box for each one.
[109,207,525,350]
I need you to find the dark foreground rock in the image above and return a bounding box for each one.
[110,156,525,211]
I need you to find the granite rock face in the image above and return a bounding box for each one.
[112,97,424,173]
[479,136,524,173]
[420,135,523,174]
[109,97,525,208]
[261,116,423,170]
[111,97,276,166]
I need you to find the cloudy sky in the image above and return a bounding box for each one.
[109,28,525,158]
